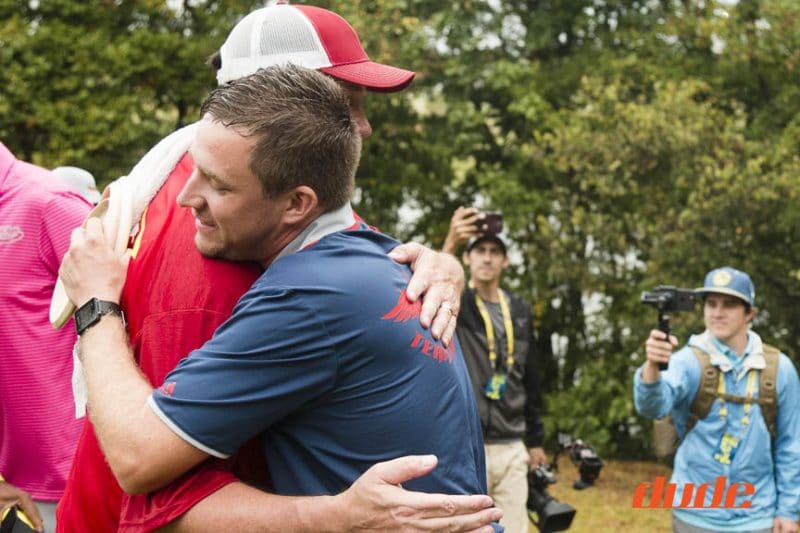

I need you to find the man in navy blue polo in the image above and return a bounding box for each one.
[60,65,501,532]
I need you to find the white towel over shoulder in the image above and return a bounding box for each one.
[68,123,198,418]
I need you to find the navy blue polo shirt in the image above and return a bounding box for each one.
[150,228,488,497]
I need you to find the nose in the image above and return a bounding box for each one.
[352,107,372,139]
[177,169,202,209]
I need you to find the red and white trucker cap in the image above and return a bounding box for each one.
[216,3,415,92]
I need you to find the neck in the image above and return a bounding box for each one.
[261,203,353,267]
[472,278,501,303]
[717,331,749,358]
[259,224,307,268]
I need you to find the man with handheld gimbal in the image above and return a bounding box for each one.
[635,266,800,533]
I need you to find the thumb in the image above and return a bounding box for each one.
[388,243,416,264]
[369,455,438,486]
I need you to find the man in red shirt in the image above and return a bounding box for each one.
[56,5,494,532]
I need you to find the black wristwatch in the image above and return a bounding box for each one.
[74,298,124,336]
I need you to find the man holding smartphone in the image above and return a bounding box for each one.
[444,207,546,533]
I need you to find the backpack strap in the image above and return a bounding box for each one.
[759,344,780,439]
[687,344,780,439]
[686,346,717,433]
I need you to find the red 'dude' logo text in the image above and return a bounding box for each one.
[632,476,754,509]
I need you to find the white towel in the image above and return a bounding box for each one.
[69,123,197,418]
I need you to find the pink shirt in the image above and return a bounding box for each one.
[0,143,91,501]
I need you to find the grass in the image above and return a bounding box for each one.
[528,456,673,533]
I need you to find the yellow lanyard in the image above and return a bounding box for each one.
[474,289,514,371]
[717,369,758,426]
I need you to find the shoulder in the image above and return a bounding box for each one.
[7,161,90,211]
[268,229,402,287]
[775,351,800,386]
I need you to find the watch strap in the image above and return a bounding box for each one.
[75,298,123,336]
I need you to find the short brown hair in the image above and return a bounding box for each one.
[200,65,361,211]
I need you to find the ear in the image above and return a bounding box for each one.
[282,185,318,225]
[462,250,470,265]
[746,306,757,323]
[501,255,510,269]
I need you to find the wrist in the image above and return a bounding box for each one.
[298,494,348,533]
[442,234,459,255]
[641,360,662,383]
[74,298,125,336]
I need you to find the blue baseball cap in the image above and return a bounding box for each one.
[695,266,755,307]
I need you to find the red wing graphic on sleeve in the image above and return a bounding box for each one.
[381,290,422,322]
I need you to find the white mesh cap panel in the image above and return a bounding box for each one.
[217,5,332,85]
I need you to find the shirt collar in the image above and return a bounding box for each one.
[0,142,17,191]
[691,330,765,380]
[272,202,356,264]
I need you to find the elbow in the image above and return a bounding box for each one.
[107,450,165,495]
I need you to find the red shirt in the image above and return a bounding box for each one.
[56,154,261,532]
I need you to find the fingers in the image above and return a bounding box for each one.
[60,217,127,305]
[451,208,481,239]
[419,253,463,337]
[406,254,434,304]
[401,504,502,533]
[440,314,458,347]
[388,242,424,267]
[390,245,463,342]
[645,329,676,366]
[424,284,455,339]
[648,329,678,347]
[444,207,482,253]
[17,496,44,533]
[370,455,439,486]
[1,484,44,533]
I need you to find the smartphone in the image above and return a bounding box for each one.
[480,211,503,234]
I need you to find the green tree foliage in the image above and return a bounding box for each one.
[2,0,799,459]
[0,0,261,181]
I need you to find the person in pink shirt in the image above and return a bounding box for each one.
[0,142,92,532]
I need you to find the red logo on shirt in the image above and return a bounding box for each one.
[382,290,454,363]
[158,381,176,397]
[381,290,421,322]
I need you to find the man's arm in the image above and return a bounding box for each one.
[773,355,800,530]
[640,329,678,383]
[60,218,209,493]
[441,207,482,256]
[77,311,502,533]
[522,306,546,468]
[160,457,502,533]
[633,330,694,420]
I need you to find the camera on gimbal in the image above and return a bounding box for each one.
[555,433,603,490]
[527,465,576,533]
[640,285,696,369]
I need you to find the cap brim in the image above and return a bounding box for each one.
[85,190,102,205]
[321,61,415,92]
[694,287,750,304]
[467,234,507,253]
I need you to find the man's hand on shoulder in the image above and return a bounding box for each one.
[334,455,501,532]
[389,243,464,346]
